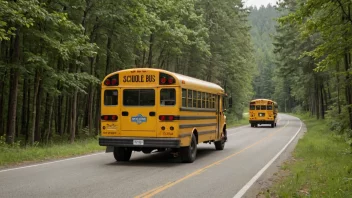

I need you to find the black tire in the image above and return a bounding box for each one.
[250,123,254,127]
[113,147,132,161]
[180,134,197,163]
[275,123,277,127]
[271,122,275,128]
[214,139,225,150]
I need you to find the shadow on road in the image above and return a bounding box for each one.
[105,147,218,167]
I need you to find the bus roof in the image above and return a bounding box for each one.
[107,68,225,94]
[250,99,277,104]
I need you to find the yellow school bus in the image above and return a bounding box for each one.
[249,99,278,128]
[99,68,227,163]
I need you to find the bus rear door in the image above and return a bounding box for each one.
[120,88,157,137]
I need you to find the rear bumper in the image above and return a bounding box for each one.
[99,137,181,148]
[249,120,275,124]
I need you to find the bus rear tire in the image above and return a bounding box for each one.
[180,135,197,163]
[214,139,225,150]
[271,122,275,128]
[113,147,132,162]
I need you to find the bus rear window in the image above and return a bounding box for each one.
[104,90,118,105]
[250,105,255,110]
[267,105,273,110]
[123,89,155,106]
[160,88,176,106]
[260,105,266,110]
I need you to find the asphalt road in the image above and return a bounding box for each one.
[0,114,304,198]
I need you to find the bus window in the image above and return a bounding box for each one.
[260,105,266,110]
[182,89,187,107]
[160,88,176,106]
[123,89,155,106]
[201,92,205,108]
[193,90,197,108]
[255,105,260,110]
[188,90,193,107]
[267,105,273,110]
[197,92,201,108]
[204,93,208,108]
[249,105,255,110]
[104,90,118,105]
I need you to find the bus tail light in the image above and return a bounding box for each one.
[101,115,118,121]
[104,74,119,86]
[159,115,178,121]
[159,72,175,85]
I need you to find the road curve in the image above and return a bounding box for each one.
[0,114,304,198]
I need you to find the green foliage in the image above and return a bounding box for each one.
[248,5,280,99]
[270,115,352,197]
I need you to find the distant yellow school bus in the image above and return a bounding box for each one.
[249,99,278,128]
[99,68,227,163]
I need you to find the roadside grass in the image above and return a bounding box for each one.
[266,114,352,197]
[0,137,104,168]
[227,112,249,128]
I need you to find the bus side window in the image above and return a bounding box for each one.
[188,90,193,107]
[193,90,197,108]
[182,89,187,107]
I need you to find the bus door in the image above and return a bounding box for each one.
[217,95,221,140]
[120,88,157,137]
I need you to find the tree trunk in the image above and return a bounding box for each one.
[35,79,43,142]
[105,33,112,76]
[0,78,4,136]
[336,63,341,114]
[344,52,352,129]
[95,87,101,136]
[25,78,31,144]
[42,93,53,144]
[147,33,154,67]
[6,32,20,144]
[30,70,40,145]
[21,77,28,136]
[70,89,78,143]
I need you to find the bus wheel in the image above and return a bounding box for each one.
[113,147,132,161]
[250,123,254,127]
[180,134,197,163]
[214,138,225,150]
[271,122,275,128]
[275,123,277,127]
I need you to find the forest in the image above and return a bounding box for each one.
[2,0,352,147]
[0,0,255,145]
[249,0,352,139]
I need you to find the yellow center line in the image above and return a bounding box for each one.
[134,120,290,198]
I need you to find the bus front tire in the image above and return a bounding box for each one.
[180,135,197,163]
[113,147,132,162]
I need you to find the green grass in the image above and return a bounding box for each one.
[0,138,105,167]
[267,114,352,197]
[227,112,249,128]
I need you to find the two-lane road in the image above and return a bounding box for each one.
[0,114,304,198]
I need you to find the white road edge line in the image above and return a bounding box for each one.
[0,152,104,173]
[233,118,303,198]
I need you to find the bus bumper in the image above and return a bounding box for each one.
[99,137,181,148]
[249,120,275,124]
